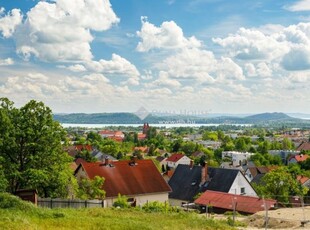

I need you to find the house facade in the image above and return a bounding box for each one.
[168,163,257,206]
[222,151,254,167]
[98,130,125,141]
[166,153,191,169]
[75,158,171,207]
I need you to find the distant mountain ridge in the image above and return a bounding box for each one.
[53,112,310,127]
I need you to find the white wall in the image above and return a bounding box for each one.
[228,171,257,197]
[168,198,188,207]
[167,156,191,169]
[105,192,169,207]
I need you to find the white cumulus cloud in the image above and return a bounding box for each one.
[0,8,23,38]
[0,58,14,66]
[136,16,202,52]
[9,0,119,62]
[286,0,310,12]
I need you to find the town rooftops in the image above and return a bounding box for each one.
[297,175,310,185]
[75,159,171,198]
[166,153,185,163]
[195,191,276,214]
[296,142,310,151]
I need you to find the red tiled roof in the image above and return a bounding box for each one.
[297,175,310,184]
[297,142,310,151]
[290,154,309,162]
[137,133,147,140]
[99,130,124,137]
[77,159,171,198]
[134,146,149,153]
[75,158,87,166]
[166,153,185,163]
[99,130,115,135]
[108,136,124,142]
[195,191,276,214]
[75,144,93,152]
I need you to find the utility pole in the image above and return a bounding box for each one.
[263,196,268,230]
[232,197,236,226]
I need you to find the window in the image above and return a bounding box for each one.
[240,187,245,194]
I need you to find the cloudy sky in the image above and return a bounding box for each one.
[0,0,310,114]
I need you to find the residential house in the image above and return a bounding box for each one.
[137,133,147,141]
[222,151,254,167]
[195,191,276,214]
[65,144,93,158]
[220,162,244,172]
[156,156,167,170]
[98,130,125,142]
[288,154,309,164]
[191,151,205,158]
[75,158,171,207]
[297,175,310,189]
[296,142,310,152]
[268,150,300,164]
[168,163,257,206]
[133,146,149,156]
[244,166,276,183]
[92,149,117,162]
[166,153,191,169]
[198,140,221,149]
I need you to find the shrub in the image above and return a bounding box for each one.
[142,201,181,213]
[0,193,35,211]
[113,194,130,208]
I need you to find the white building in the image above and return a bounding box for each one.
[222,151,254,166]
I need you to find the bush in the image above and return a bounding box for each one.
[0,193,35,211]
[113,194,130,208]
[142,201,181,213]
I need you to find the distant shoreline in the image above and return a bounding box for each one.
[60,123,253,128]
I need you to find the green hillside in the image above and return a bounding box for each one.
[0,193,235,230]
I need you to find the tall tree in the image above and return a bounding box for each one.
[253,167,306,203]
[0,98,76,198]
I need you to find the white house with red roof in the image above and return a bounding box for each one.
[166,153,191,169]
[75,158,171,207]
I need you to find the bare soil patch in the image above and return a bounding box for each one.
[241,206,310,229]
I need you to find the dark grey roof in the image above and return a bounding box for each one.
[241,161,256,171]
[251,173,265,185]
[168,164,240,202]
[91,150,117,161]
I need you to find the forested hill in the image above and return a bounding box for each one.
[53,113,142,124]
[242,112,296,123]
[53,112,309,127]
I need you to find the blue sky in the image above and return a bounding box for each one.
[0,0,310,114]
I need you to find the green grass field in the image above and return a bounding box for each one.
[0,193,236,230]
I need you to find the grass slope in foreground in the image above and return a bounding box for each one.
[0,193,234,230]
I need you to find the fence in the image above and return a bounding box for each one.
[38,198,104,209]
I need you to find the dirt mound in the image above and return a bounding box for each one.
[243,206,310,229]
[246,214,300,229]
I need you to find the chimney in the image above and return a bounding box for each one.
[189,160,194,169]
[104,156,109,166]
[201,162,208,185]
[130,155,138,166]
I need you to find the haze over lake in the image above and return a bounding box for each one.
[61,123,252,128]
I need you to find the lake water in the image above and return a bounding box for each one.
[61,123,252,128]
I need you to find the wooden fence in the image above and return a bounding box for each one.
[38,198,104,209]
